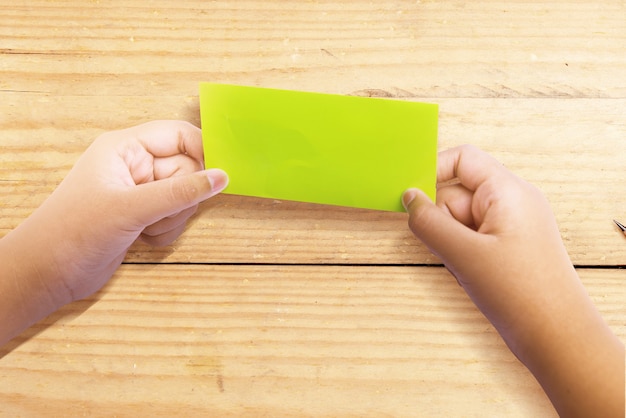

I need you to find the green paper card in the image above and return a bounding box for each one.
[200,83,438,212]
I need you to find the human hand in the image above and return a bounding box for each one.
[13,120,227,305]
[402,144,575,343]
[402,145,623,417]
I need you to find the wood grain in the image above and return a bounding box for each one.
[1,265,623,417]
[2,96,624,265]
[1,1,624,266]
[1,1,624,416]
[1,1,625,98]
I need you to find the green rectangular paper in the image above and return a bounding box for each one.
[200,83,438,212]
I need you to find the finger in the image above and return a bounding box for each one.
[152,154,203,182]
[436,184,476,229]
[139,222,188,247]
[127,168,228,226]
[141,205,198,238]
[403,188,491,269]
[131,120,205,163]
[437,145,505,192]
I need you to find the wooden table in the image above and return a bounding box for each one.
[1,1,624,416]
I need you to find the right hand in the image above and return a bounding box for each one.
[402,144,576,345]
[402,145,624,417]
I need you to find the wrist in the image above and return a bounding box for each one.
[500,271,624,417]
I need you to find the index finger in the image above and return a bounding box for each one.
[437,144,505,192]
[131,120,205,164]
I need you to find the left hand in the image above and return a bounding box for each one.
[20,120,228,303]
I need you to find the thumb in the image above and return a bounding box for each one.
[403,188,486,270]
[127,168,228,226]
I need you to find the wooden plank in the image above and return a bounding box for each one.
[1,1,625,98]
[1,265,623,417]
[1,2,623,417]
[1,0,624,264]
[2,97,624,265]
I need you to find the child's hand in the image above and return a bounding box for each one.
[403,145,623,417]
[43,120,227,300]
[403,144,574,345]
[1,121,227,343]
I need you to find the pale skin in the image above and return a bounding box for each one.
[0,120,228,344]
[0,124,623,416]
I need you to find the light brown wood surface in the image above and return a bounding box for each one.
[0,1,624,416]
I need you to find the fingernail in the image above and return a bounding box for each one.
[206,168,229,194]
[402,188,418,212]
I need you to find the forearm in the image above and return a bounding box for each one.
[510,273,624,417]
[0,217,69,346]
[533,307,623,417]
[542,327,623,417]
